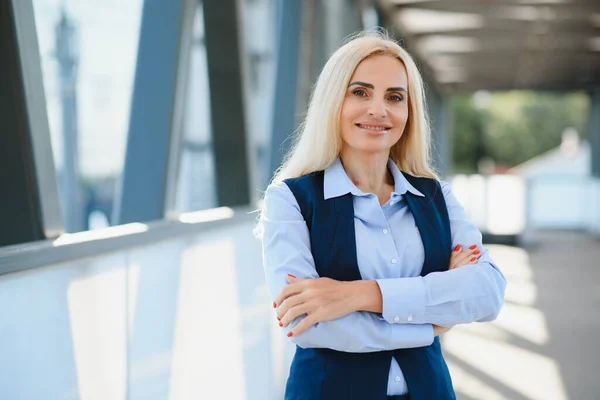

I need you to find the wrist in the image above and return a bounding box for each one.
[349,280,383,313]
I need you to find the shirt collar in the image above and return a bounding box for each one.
[323,157,425,200]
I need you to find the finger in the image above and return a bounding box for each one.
[277,294,306,321]
[287,314,319,337]
[450,247,475,269]
[468,253,482,264]
[274,283,302,309]
[280,303,310,327]
[452,251,476,269]
[448,245,462,269]
[286,273,306,284]
[450,246,479,269]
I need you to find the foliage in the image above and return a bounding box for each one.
[450,91,590,174]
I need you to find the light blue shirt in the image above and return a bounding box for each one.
[261,158,506,396]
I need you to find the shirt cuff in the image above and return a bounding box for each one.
[375,277,427,324]
[391,323,434,349]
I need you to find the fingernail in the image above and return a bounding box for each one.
[453,244,461,252]
[470,257,476,262]
[473,250,481,255]
[273,302,277,308]
[287,332,293,337]
[287,273,296,278]
[469,244,477,250]
[279,322,283,327]
[277,317,280,321]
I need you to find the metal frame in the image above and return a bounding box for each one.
[0,0,64,247]
[0,207,255,276]
[590,89,600,179]
[202,0,252,207]
[113,0,196,225]
[268,0,303,178]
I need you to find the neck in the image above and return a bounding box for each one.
[339,149,393,196]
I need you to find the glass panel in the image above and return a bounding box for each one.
[173,3,217,213]
[174,0,278,213]
[242,0,278,191]
[31,0,144,232]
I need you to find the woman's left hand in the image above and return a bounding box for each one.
[274,274,356,337]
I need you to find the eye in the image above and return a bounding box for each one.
[351,88,368,97]
[388,94,404,102]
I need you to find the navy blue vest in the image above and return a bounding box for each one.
[283,171,456,400]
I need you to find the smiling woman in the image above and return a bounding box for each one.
[258,30,506,400]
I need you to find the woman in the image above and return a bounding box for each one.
[259,31,506,400]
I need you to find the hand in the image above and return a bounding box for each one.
[274,274,355,337]
[433,324,452,336]
[448,244,481,270]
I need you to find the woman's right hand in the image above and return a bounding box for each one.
[448,244,481,270]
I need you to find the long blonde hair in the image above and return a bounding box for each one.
[272,30,439,183]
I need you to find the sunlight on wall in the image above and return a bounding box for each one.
[67,266,127,400]
[168,239,246,400]
[54,223,149,246]
[444,245,567,400]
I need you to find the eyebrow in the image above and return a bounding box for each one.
[348,81,406,92]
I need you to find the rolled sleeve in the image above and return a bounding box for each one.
[375,277,427,324]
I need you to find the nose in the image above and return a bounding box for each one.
[367,98,387,119]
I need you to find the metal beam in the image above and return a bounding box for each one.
[202,0,252,206]
[392,0,599,16]
[590,89,600,179]
[0,0,63,247]
[269,0,303,179]
[113,0,195,224]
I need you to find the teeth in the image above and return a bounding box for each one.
[358,124,388,131]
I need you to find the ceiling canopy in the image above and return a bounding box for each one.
[377,0,600,92]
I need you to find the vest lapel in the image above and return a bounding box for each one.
[404,192,449,276]
[326,194,362,282]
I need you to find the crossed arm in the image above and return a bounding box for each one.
[260,182,507,351]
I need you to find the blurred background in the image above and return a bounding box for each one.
[1,0,599,399]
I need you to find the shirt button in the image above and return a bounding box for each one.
[407,315,413,322]
[395,376,401,382]
[382,229,388,234]
[391,258,397,264]
[394,316,400,322]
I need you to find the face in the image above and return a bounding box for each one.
[339,54,409,156]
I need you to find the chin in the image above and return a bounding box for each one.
[350,142,393,155]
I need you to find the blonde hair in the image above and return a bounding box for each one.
[272,29,439,183]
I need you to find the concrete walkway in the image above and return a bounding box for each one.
[444,231,600,400]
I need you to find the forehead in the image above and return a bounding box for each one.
[350,54,408,86]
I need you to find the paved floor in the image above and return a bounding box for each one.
[444,231,600,400]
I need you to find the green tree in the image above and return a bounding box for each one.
[451,91,590,173]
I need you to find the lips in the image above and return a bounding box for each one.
[355,123,392,131]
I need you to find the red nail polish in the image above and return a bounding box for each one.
[287,332,293,337]
[470,257,476,262]
[279,322,283,327]
[473,250,481,255]
[273,302,277,308]
[453,245,460,252]
[469,244,477,250]
[287,273,296,278]
[277,317,280,321]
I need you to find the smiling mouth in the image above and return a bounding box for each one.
[355,123,392,131]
